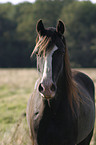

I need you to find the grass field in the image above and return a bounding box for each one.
[0,68,96,145]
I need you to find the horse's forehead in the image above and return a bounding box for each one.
[36,29,64,56]
[39,27,56,38]
[46,27,56,35]
[37,35,54,54]
[46,45,58,58]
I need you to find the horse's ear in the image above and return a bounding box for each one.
[36,19,45,36]
[56,20,65,35]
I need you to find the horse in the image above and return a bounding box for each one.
[26,20,95,145]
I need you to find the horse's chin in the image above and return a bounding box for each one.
[40,93,55,100]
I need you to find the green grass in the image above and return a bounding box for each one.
[0,69,38,144]
[0,68,96,145]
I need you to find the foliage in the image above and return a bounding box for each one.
[0,1,96,67]
[60,1,96,67]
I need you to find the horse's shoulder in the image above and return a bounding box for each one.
[72,69,94,85]
[72,69,95,99]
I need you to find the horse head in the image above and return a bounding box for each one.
[32,20,66,100]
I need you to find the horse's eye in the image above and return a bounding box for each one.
[36,53,42,57]
[59,49,65,56]
[35,52,41,57]
[62,50,65,55]
[36,51,38,55]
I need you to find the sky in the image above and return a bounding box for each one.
[0,0,35,4]
[0,0,96,5]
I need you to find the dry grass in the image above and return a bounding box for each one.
[0,69,39,145]
[0,68,96,145]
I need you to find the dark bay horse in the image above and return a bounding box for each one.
[26,20,95,145]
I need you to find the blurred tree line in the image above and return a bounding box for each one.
[0,0,96,68]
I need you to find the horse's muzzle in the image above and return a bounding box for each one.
[38,80,56,99]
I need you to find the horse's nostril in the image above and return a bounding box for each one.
[50,83,56,92]
[39,83,44,92]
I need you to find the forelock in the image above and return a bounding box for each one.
[32,27,65,56]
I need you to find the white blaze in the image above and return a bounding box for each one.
[42,45,58,81]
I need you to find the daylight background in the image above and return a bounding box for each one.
[0,0,96,68]
[0,0,96,145]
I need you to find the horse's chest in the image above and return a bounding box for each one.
[33,111,77,145]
